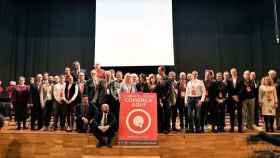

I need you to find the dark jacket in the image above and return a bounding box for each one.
[29,83,41,107]
[92,111,117,130]
[214,81,227,99]
[227,78,243,101]
[240,79,256,101]
[86,79,99,104]
[136,82,150,93]
[156,75,172,103]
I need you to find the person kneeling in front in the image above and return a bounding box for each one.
[92,103,116,148]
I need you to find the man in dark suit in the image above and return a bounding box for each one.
[92,103,116,148]
[29,74,43,130]
[250,72,260,126]
[227,68,243,133]
[97,71,119,122]
[87,69,100,108]
[156,66,172,134]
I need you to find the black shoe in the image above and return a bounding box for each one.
[238,129,243,133]
[219,128,225,133]
[96,142,103,148]
[229,128,234,133]
[163,130,170,134]
[17,126,21,130]
[172,127,179,131]
[106,143,112,148]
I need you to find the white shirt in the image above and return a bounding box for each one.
[233,79,237,88]
[53,83,66,102]
[185,79,206,103]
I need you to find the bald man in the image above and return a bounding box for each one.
[92,104,116,148]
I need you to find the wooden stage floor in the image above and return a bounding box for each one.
[1,122,280,158]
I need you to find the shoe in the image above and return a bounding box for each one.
[17,126,21,130]
[172,127,179,131]
[41,127,48,131]
[238,129,243,133]
[96,142,103,148]
[163,130,170,134]
[66,126,72,132]
[219,128,225,133]
[229,128,234,133]
[106,143,112,148]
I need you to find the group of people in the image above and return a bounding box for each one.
[0,61,280,147]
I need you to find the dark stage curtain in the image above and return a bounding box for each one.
[0,0,279,84]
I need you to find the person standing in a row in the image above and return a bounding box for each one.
[157,66,172,134]
[185,71,206,133]
[29,74,43,130]
[40,73,53,131]
[227,68,243,133]
[53,75,67,131]
[12,76,30,130]
[65,75,79,131]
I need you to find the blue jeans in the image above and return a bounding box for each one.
[188,97,201,132]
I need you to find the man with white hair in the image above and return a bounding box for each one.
[177,72,188,130]
[92,103,116,148]
[268,70,280,129]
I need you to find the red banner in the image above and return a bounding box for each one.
[118,93,158,144]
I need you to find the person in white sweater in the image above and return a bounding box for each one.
[53,75,67,131]
[259,76,278,132]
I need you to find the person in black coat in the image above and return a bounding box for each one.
[203,70,216,132]
[156,66,172,134]
[212,72,227,132]
[87,70,100,108]
[92,103,116,148]
[227,68,243,133]
[29,74,43,130]
[136,73,150,93]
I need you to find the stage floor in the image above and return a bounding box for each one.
[1,121,280,158]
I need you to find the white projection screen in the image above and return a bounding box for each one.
[95,0,174,67]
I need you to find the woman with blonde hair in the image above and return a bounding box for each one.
[119,73,137,94]
[259,76,278,132]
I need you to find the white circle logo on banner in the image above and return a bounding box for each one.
[126,109,152,134]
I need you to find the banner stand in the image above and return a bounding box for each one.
[118,93,158,146]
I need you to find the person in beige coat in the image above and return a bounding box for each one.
[259,76,278,132]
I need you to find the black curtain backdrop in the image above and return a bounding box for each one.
[0,0,279,83]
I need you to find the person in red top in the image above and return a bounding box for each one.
[0,80,4,95]
[95,63,105,79]
[12,76,30,130]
